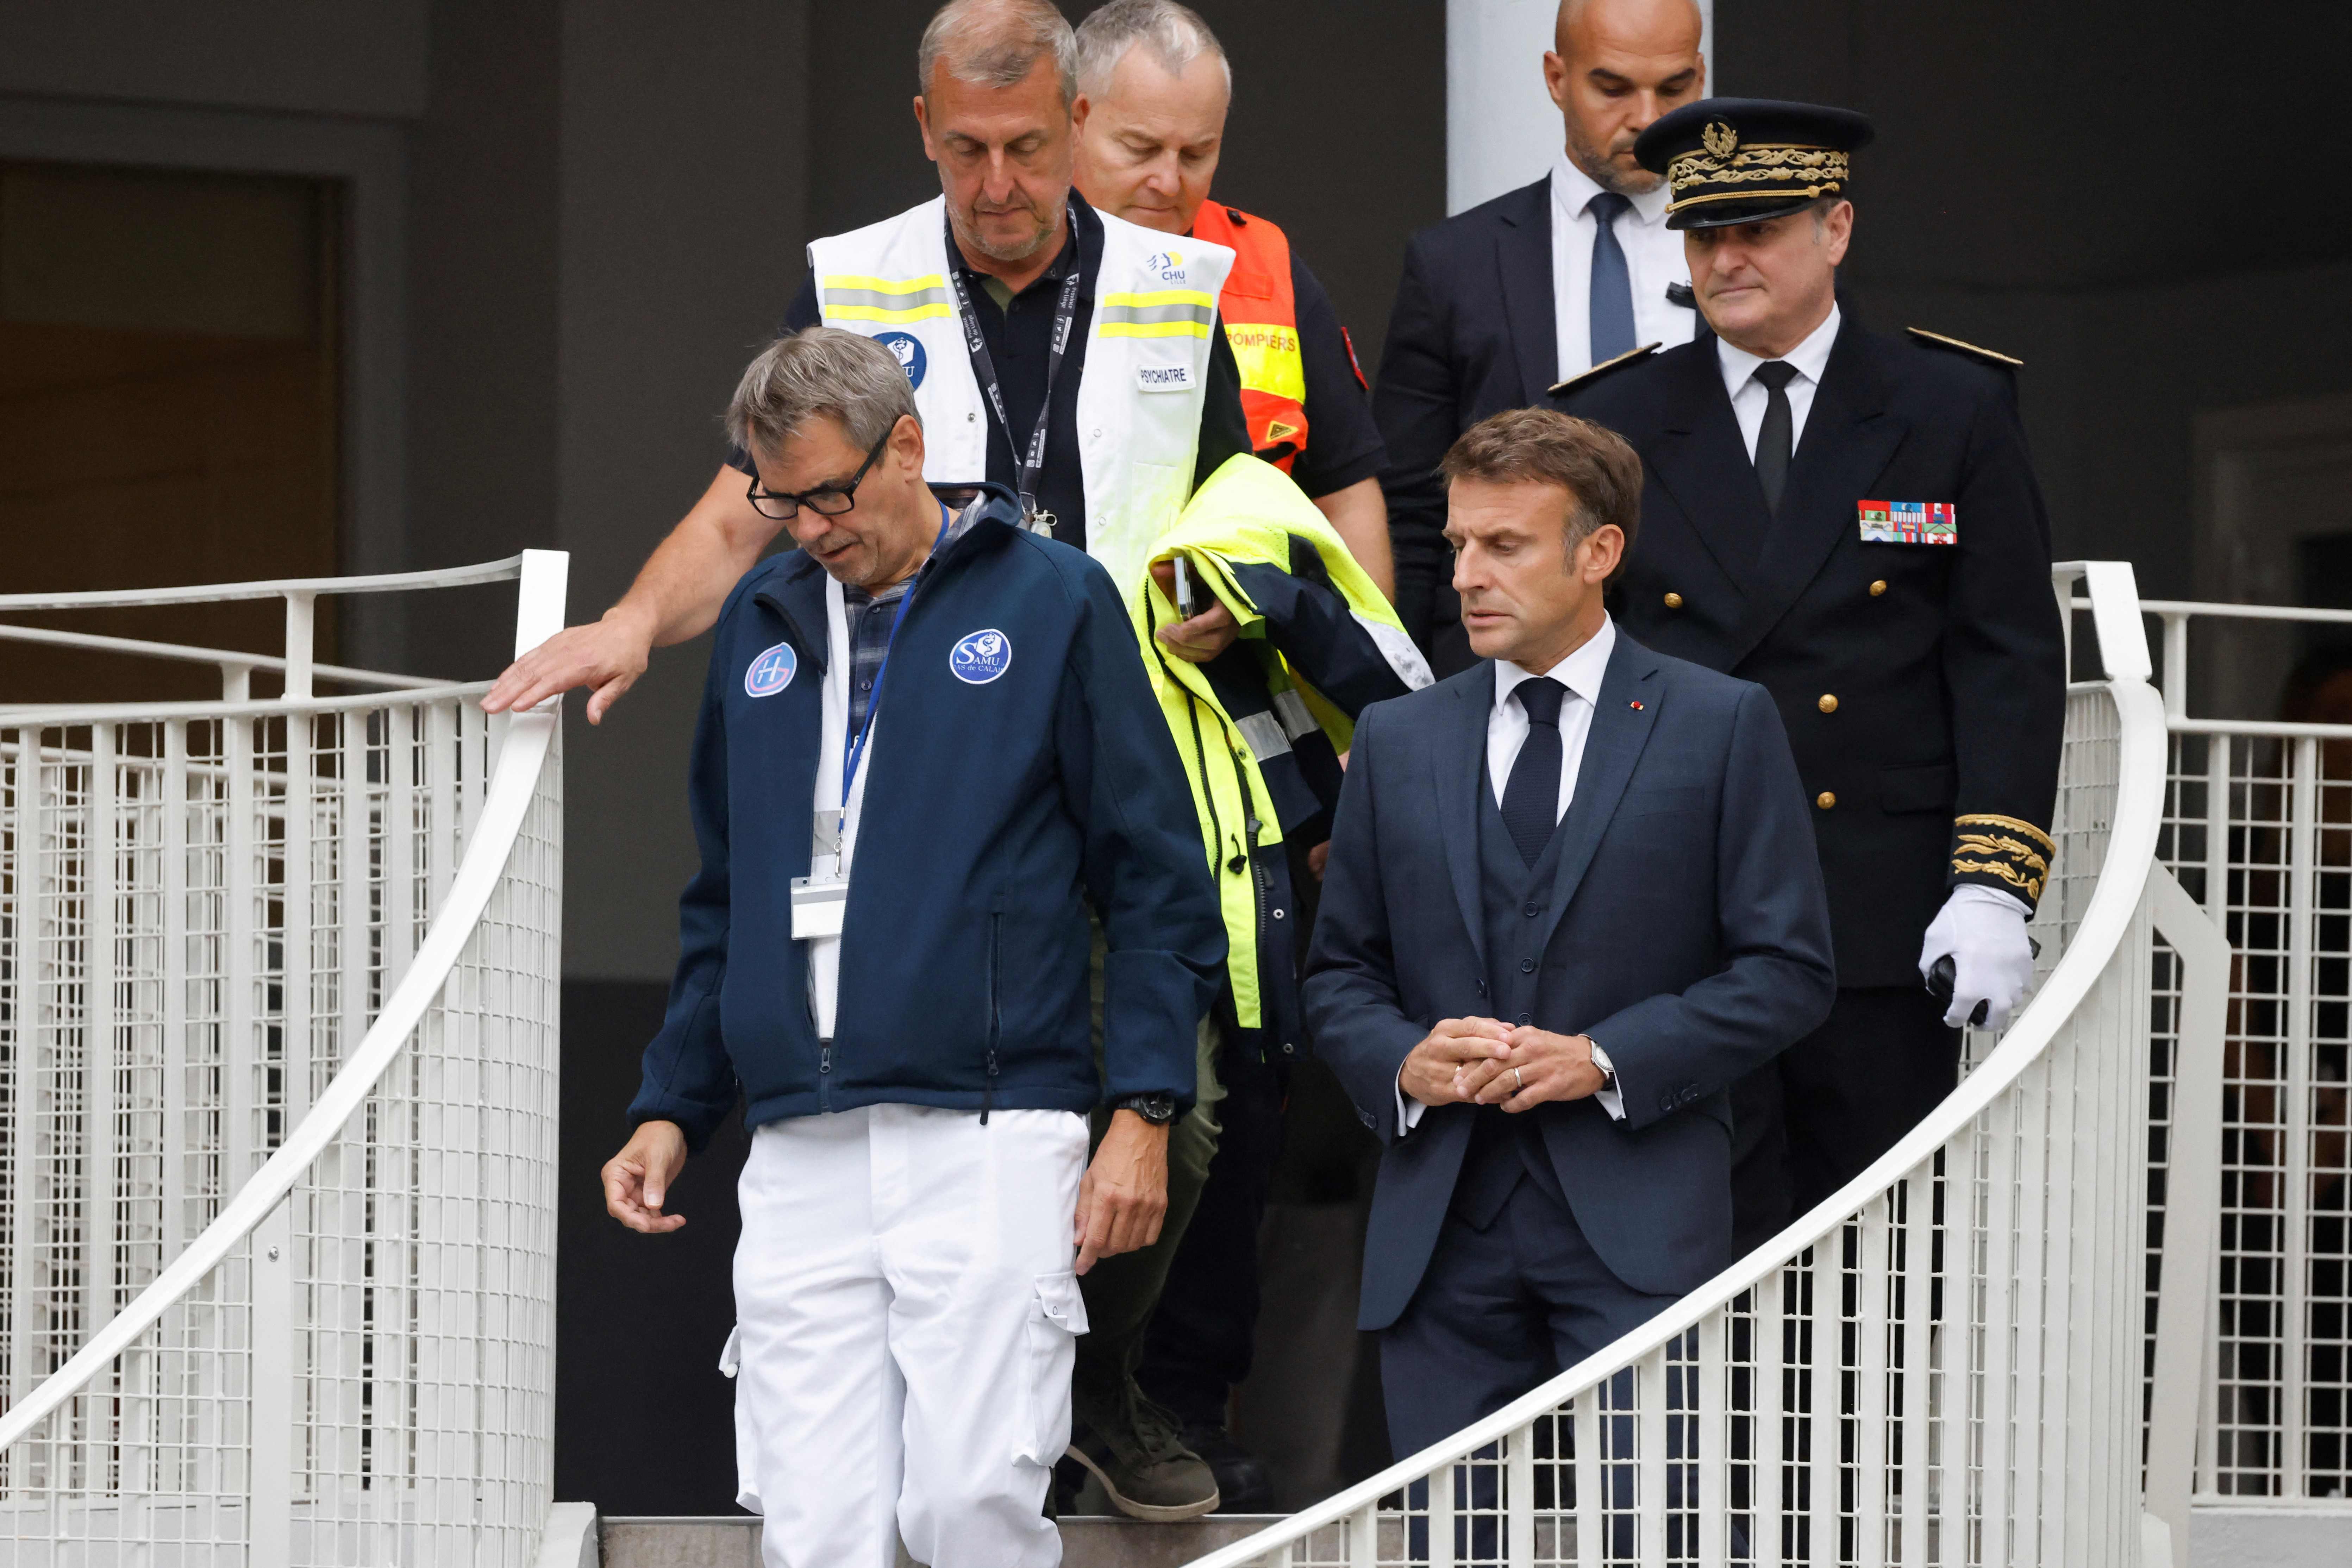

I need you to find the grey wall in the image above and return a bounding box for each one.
[551,0,811,978]
[0,1,429,119]
[400,0,564,679]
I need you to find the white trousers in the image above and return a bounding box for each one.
[726,1105,1089,1568]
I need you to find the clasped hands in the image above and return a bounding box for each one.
[1400,1017,1603,1113]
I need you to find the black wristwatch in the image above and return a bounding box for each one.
[1109,1092,1179,1125]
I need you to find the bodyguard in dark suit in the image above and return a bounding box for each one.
[1374,0,1708,677]
[1557,100,2067,1253]
[1302,408,1834,1458]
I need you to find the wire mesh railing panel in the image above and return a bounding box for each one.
[0,702,560,1565]
[2162,730,2352,1501]
[1202,679,2164,1567]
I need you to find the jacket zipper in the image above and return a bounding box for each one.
[806,521,963,1117]
[1240,750,1272,1009]
[1184,692,1242,877]
[982,912,1002,1125]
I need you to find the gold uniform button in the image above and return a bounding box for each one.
[1869,579,1888,597]
[1818,694,1839,714]
[1663,591,1683,609]
[1815,791,1837,810]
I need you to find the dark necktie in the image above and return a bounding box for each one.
[1752,359,1800,515]
[1500,677,1568,867]
[1585,192,1636,365]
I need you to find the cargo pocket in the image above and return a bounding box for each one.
[1014,1272,1090,1467]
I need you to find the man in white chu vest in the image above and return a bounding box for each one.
[489,0,1251,726]
[494,0,1297,1524]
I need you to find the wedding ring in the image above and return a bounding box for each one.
[1512,1067,1525,1092]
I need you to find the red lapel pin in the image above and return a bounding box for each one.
[1629,700,1645,711]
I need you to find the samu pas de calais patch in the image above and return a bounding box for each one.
[744,641,798,697]
[949,628,1012,685]
[1858,500,1957,545]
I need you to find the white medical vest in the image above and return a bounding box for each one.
[807,196,1233,591]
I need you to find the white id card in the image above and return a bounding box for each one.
[790,876,849,940]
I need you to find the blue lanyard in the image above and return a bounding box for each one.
[839,504,951,809]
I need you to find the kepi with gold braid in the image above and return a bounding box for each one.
[1949,813,2056,908]
[1633,98,1877,232]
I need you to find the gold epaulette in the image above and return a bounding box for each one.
[1549,342,1661,398]
[1907,327,2023,369]
[1950,813,2056,904]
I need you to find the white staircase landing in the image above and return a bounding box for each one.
[594,1514,1281,1567]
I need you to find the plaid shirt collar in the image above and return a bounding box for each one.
[840,497,977,732]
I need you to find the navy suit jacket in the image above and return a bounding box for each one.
[1302,631,1836,1330]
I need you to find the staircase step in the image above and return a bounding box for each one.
[596,1513,1282,1567]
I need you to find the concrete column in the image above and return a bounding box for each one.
[1446,0,1714,215]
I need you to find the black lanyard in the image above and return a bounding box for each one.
[943,206,1081,531]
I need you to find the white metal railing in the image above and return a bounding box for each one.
[1187,560,2223,1567]
[2141,601,2352,1512]
[0,554,568,1564]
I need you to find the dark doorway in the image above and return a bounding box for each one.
[0,159,342,700]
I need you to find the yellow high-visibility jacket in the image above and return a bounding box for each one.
[1132,455,1432,1060]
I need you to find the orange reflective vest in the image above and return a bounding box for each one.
[1193,203,1310,474]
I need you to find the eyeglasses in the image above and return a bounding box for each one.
[745,427,891,521]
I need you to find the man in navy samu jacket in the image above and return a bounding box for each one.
[602,328,1224,1568]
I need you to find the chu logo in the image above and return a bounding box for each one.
[1143,249,1187,283]
[873,330,927,389]
[743,641,797,697]
[949,628,1012,685]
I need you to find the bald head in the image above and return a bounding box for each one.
[1544,0,1706,194]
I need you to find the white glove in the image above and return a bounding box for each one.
[1918,885,2035,1031]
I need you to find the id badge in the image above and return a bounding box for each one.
[795,812,849,940]
[790,876,848,940]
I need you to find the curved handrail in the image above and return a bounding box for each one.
[0,555,528,613]
[0,706,554,1451]
[1185,560,2169,1568]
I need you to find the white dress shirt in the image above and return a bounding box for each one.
[1716,302,1842,461]
[1400,617,1624,1131]
[1547,152,1696,382]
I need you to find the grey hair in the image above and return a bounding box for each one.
[918,0,1077,105]
[1073,0,1230,98]
[725,327,921,464]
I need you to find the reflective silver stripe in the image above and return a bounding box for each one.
[1097,301,1216,327]
[1355,611,1436,691]
[1235,711,1293,763]
[819,286,953,310]
[1272,688,1319,740]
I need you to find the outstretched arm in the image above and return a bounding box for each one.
[483,464,785,722]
